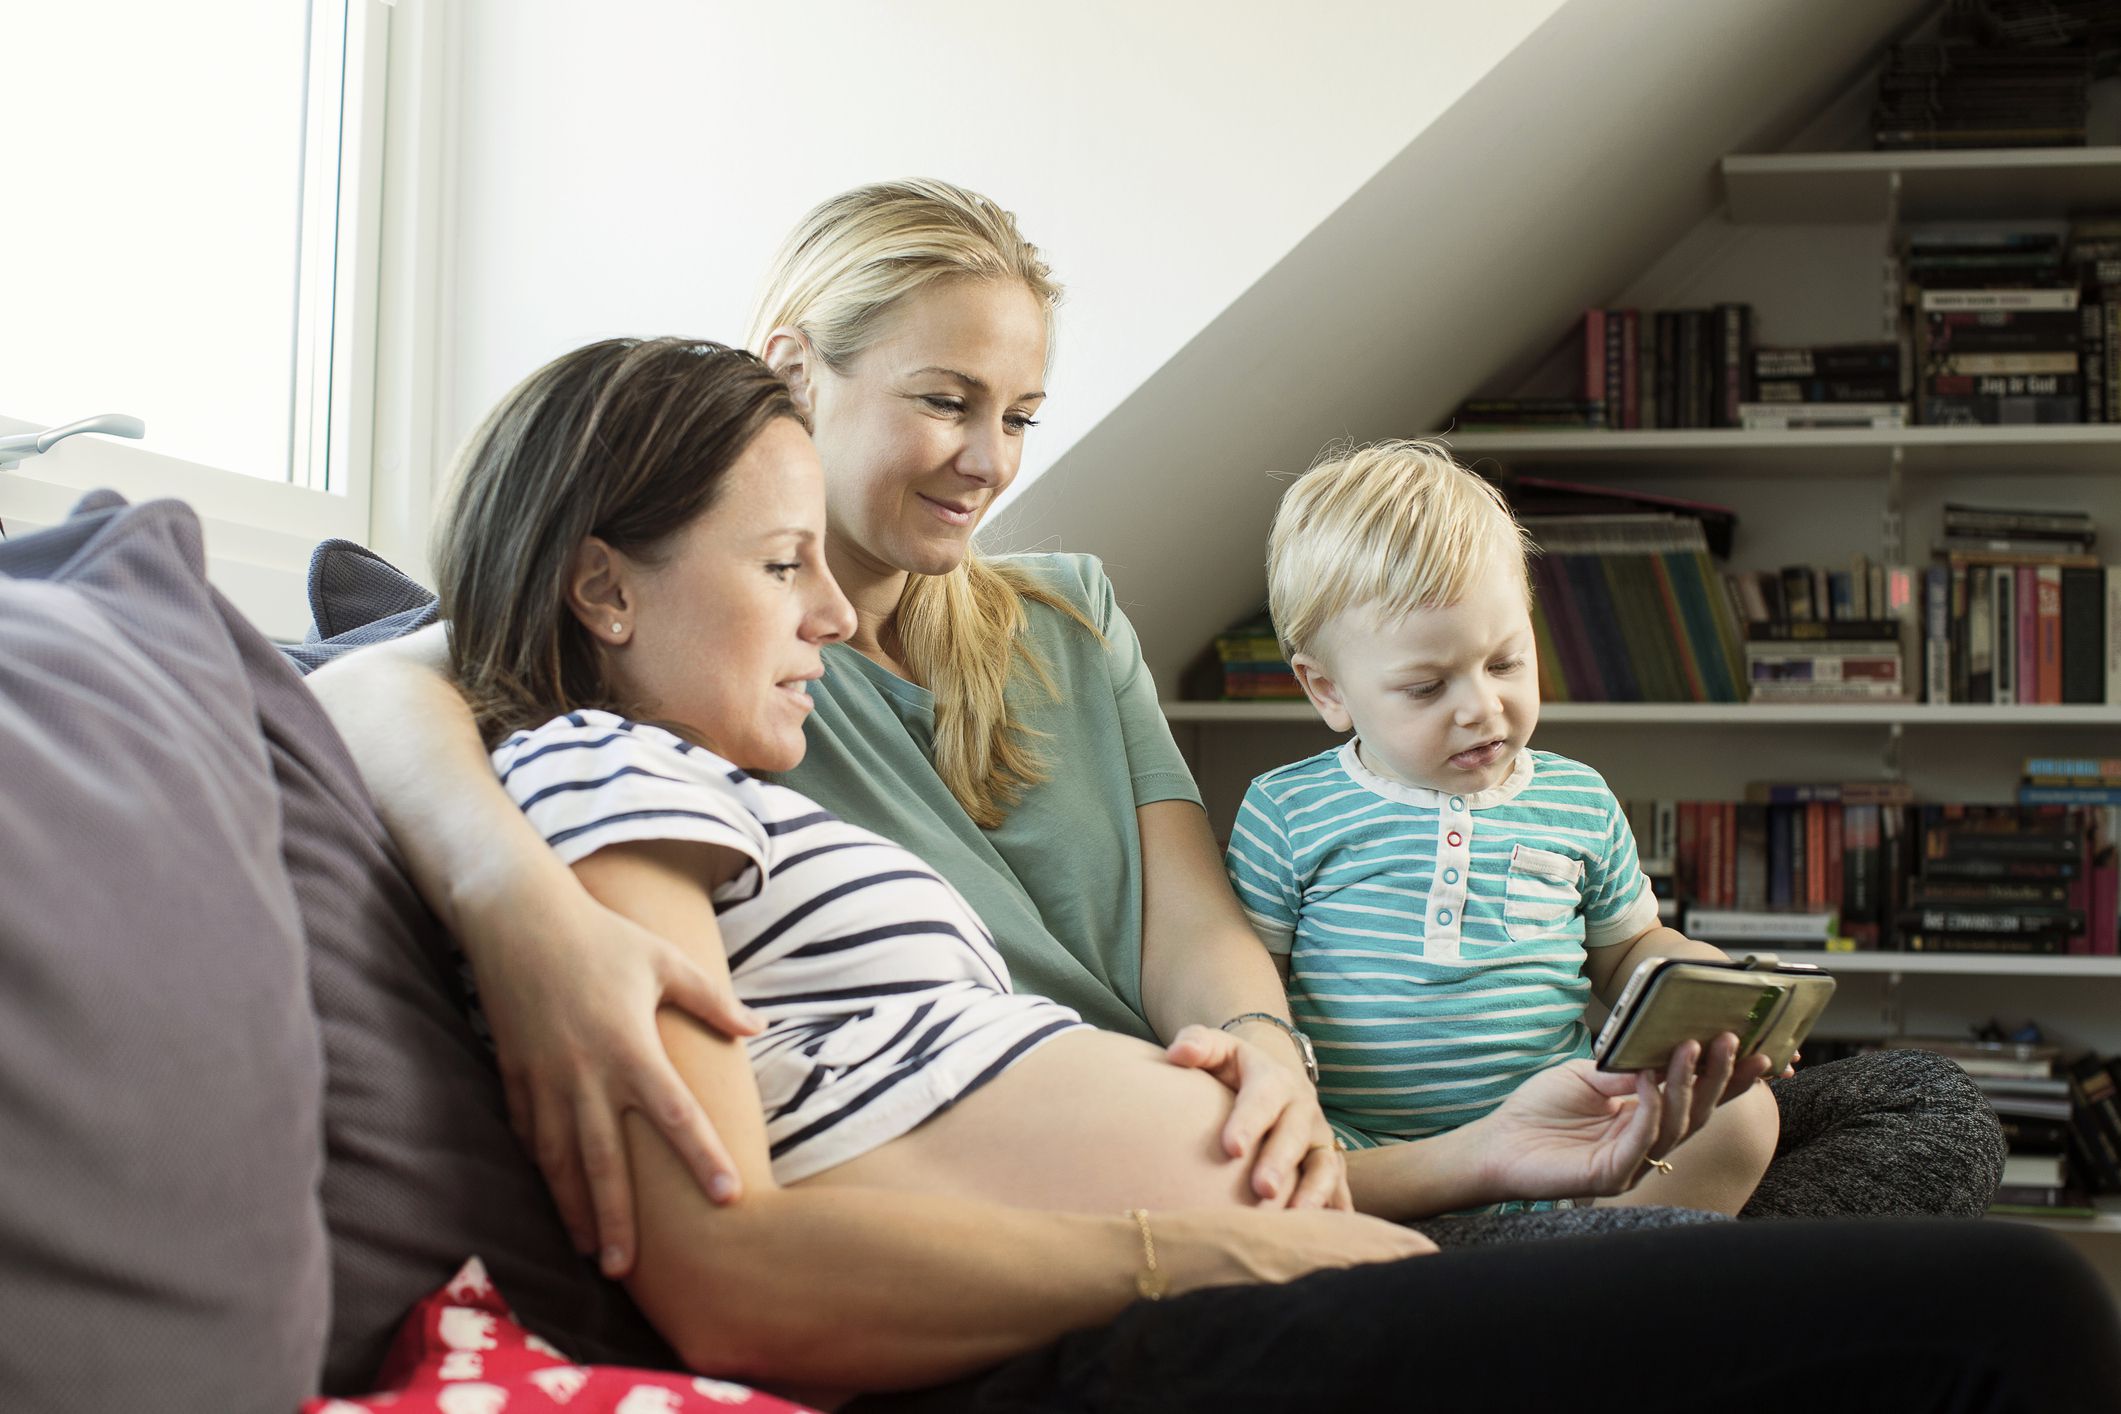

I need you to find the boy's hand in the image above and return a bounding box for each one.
[1165,1024,1353,1211]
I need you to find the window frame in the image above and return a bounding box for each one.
[0,0,452,639]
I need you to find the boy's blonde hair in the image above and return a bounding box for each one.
[1267,438,1532,662]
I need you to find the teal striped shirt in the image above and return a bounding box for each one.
[1226,743,1658,1154]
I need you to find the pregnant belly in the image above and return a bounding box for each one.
[796,1028,1258,1211]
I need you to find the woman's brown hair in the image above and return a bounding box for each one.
[432,336,801,746]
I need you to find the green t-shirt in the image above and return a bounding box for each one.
[776,553,1200,1040]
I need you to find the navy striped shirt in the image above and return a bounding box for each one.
[492,710,1085,1183]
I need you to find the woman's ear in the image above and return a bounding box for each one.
[1290,653,1354,734]
[566,536,632,645]
[762,327,816,418]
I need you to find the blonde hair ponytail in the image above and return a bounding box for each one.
[753,179,1085,828]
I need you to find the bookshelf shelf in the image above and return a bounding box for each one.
[1990,1196,2121,1235]
[1721,147,2121,225]
[1441,425,2121,475]
[1775,951,2121,979]
[1163,701,2121,727]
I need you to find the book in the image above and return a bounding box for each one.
[2025,757,2121,778]
[1902,932,2067,954]
[1921,288,2082,313]
[1683,907,1834,944]
[2062,565,2104,704]
[1737,401,1908,430]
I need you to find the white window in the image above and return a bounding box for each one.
[0,0,422,638]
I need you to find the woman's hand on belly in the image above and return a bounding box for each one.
[807,1029,1288,1212]
[1165,1022,1350,1210]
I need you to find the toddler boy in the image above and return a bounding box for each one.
[1225,440,1776,1213]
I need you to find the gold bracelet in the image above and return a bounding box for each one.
[1128,1208,1168,1301]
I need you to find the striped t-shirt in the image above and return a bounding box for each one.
[491,710,1085,1184]
[1226,743,1659,1152]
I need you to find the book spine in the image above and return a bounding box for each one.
[1950,562,1969,704]
[2063,565,2105,704]
[2110,566,2121,706]
[1924,565,1950,704]
[1678,800,1701,904]
[2019,565,2040,707]
[1606,309,1625,431]
[1995,566,2016,706]
[2084,290,2106,423]
[1621,309,1641,431]
[2039,565,2065,705]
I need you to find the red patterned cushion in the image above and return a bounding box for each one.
[307,1258,820,1414]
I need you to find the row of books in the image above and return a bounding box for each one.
[1621,794,2121,956]
[1451,217,2121,433]
[1872,31,2101,152]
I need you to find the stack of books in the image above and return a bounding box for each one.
[2070,217,2121,422]
[1906,806,2094,955]
[1726,556,1919,704]
[1918,505,2115,705]
[1210,614,1301,700]
[1916,285,2082,427]
[1873,41,2092,151]
[1738,342,1905,431]
[1621,790,2121,955]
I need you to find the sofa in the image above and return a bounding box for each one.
[0,494,683,1412]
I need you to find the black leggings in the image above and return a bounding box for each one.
[846,1219,2121,1413]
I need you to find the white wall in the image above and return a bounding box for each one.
[442,0,1568,489]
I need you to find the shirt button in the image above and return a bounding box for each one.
[1450,797,1465,811]
[1437,909,1453,925]
[1444,869,1459,884]
[1447,831,1463,847]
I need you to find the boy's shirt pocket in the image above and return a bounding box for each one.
[1502,843,1586,944]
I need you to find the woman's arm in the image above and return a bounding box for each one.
[1137,798,1348,1210]
[305,628,759,1271]
[582,838,1432,1392]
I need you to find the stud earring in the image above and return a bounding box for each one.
[611,622,625,636]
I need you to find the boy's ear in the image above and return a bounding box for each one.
[565,536,632,644]
[761,327,816,418]
[1290,653,1353,734]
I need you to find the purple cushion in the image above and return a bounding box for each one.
[0,497,329,1414]
[228,534,678,1390]
[0,494,678,1404]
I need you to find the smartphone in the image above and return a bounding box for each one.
[1592,953,1835,1075]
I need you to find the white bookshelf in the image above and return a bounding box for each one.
[1443,424,2121,476]
[1172,147,2121,1247]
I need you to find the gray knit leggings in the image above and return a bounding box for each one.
[1413,1049,2006,1246]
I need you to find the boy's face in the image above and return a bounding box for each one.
[1291,554,1540,795]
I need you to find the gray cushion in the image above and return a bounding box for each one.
[242,541,678,1393]
[0,495,330,1414]
[282,537,438,675]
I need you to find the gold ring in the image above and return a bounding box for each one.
[1642,1155,1674,1177]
